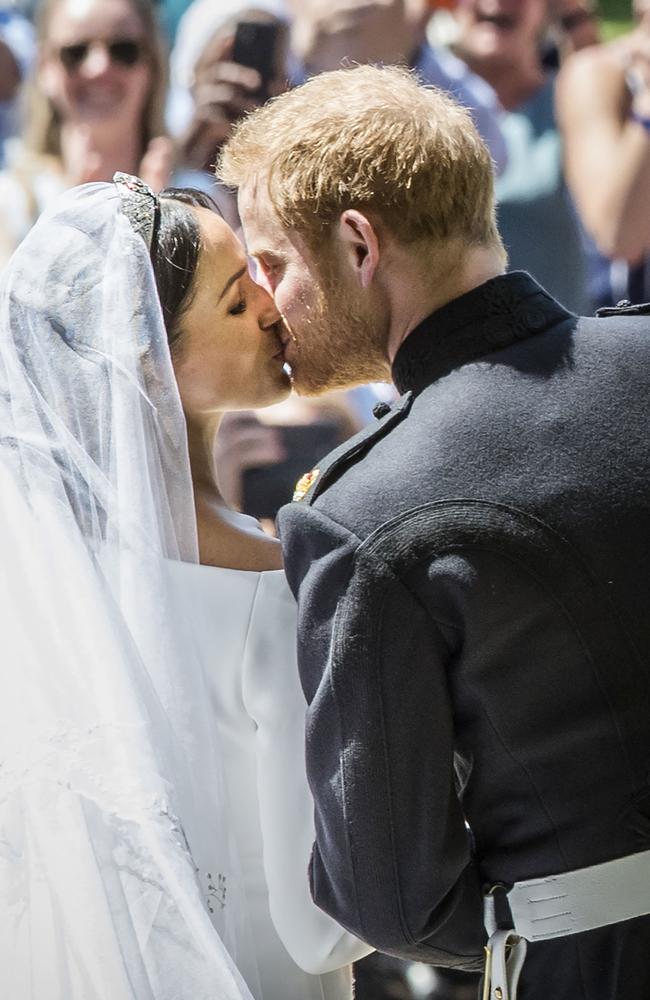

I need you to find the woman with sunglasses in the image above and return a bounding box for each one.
[0,0,172,268]
[0,171,371,1000]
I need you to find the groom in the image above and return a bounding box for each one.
[218,66,650,998]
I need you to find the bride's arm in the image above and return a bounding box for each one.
[241,572,374,975]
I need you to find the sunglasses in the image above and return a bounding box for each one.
[58,38,146,72]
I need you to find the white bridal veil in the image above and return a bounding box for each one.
[0,181,253,999]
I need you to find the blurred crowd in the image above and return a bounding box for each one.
[0,2,646,992]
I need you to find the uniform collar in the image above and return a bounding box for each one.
[391,271,574,396]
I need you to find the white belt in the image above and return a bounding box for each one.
[482,847,650,1000]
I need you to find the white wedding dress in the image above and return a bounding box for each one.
[0,181,370,1000]
[165,551,372,1000]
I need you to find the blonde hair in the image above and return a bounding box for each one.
[218,64,501,251]
[23,0,167,159]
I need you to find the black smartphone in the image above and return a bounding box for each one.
[232,20,282,102]
[241,421,342,522]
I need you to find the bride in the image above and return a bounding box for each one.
[0,174,371,1000]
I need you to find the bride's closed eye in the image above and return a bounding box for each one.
[228,294,247,316]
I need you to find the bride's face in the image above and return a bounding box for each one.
[172,208,291,414]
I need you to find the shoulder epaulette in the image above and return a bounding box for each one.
[292,391,414,505]
[596,299,650,317]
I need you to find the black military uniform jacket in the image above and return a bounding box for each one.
[277,272,650,1000]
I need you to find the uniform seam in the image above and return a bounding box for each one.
[329,601,373,943]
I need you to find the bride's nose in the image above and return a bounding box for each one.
[256,284,282,330]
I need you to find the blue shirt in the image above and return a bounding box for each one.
[0,9,34,168]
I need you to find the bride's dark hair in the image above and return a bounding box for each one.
[153,188,220,354]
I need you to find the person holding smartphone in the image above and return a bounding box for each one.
[169,1,288,182]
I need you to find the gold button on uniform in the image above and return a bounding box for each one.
[293,468,320,502]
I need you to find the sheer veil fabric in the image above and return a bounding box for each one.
[0,183,254,999]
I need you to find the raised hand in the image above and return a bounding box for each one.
[139,135,175,192]
[179,33,265,172]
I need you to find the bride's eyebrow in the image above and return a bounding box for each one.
[218,265,247,302]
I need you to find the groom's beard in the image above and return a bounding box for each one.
[287,272,390,397]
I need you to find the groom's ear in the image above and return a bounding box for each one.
[337,210,380,290]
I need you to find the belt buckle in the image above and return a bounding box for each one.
[483,885,526,1000]
[484,881,515,940]
[482,942,493,1000]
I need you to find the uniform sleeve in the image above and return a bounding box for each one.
[241,572,373,975]
[277,501,486,970]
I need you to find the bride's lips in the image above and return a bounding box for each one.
[271,321,294,362]
[272,332,291,362]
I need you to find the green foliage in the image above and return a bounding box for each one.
[599,0,632,18]
[602,20,632,39]
[599,0,632,38]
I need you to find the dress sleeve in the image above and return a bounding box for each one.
[277,502,486,970]
[241,571,373,975]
